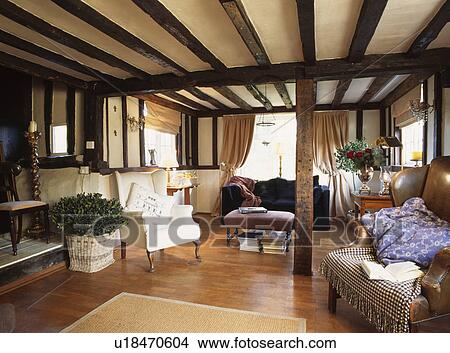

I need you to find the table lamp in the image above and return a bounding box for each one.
[275,143,285,178]
[160,157,179,186]
[411,151,423,167]
[375,136,403,170]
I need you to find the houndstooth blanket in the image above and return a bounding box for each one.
[320,247,422,333]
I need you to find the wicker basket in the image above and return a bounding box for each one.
[66,230,118,273]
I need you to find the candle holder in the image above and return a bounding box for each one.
[24,130,45,237]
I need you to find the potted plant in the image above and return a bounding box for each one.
[335,139,385,195]
[50,193,126,273]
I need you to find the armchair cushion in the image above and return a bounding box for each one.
[126,183,173,217]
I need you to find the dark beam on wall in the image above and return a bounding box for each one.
[212,116,218,166]
[422,79,428,165]
[185,115,191,165]
[356,109,363,139]
[131,0,226,72]
[105,97,110,163]
[0,51,87,89]
[246,84,273,110]
[433,72,443,158]
[176,114,183,165]
[121,96,128,168]
[296,0,316,65]
[213,86,252,110]
[84,92,104,170]
[407,1,450,57]
[44,80,53,156]
[0,1,150,79]
[162,91,210,110]
[358,76,392,105]
[185,87,229,110]
[52,0,186,76]
[66,86,76,155]
[191,116,198,167]
[138,99,145,167]
[135,94,197,116]
[93,48,450,96]
[220,0,270,65]
[379,107,386,137]
[348,0,388,62]
[273,82,293,109]
[387,106,392,165]
[332,80,351,108]
[382,71,434,107]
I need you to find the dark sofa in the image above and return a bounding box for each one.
[221,176,330,230]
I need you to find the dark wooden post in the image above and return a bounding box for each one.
[121,96,128,168]
[422,80,428,165]
[83,90,104,170]
[43,80,53,156]
[293,78,315,276]
[138,99,146,167]
[66,86,76,155]
[433,72,442,158]
[356,109,363,139]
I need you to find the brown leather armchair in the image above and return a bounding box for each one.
[351,156,450,331]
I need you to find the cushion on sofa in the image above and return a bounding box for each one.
[254,178,277,199]
[126,182,173,217]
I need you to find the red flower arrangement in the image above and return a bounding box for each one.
[335,139,385,173]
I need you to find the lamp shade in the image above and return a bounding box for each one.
[375,136,403,148]
[159,157,179,169]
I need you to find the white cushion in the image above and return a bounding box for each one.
[126,183,173,217]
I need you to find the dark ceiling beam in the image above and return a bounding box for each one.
[136,94,198,116]
[219,0,270,66]
[0,1,150,79]
[0,51,88,89]
[185,87,230,110]
[358,76,392,105]
[93,48,450,96]
[0,29,117,82]
[161,91,210,110]
[296,0,316,65]
[52,0,186,76]
[273,82,293,109]
[407,1,450,57]
[382,71,434,107]
[246,85,273,110]
[196,102,381,117]
[332,80,352,108]
[131,0,226,72]
[213,86,252,110]
[347,0,388,62]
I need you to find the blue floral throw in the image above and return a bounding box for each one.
[361,197,450,267]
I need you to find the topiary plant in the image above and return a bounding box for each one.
[50,193,127,236]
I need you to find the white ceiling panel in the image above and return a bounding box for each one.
[285,82,296,106]
[177,90,217,110]
[197,87,239,109]
[227,86,264,108]
[255,84,285,107]
[316,80,339,104]
[429,22,450,50]
[155,93,199,110]
[342,77,375,104]
[369,74,410,102]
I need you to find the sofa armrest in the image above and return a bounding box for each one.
[349,221,375,248]
[221,184,244,217]
[421,247,450,315]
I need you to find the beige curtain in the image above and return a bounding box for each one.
[145,101,181,134]
[313,111,352,217]
[212,115,255,214]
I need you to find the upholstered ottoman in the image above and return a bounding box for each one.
[223,210,294,249]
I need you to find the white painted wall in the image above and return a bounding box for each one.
[127,97,141,167]
[106,97,124,168]
[362,110,380,145]
[198,117,213,166]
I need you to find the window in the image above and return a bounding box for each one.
[238,114,296,180]
[401,121,423,166]
[144,128,177,165]
[50,124,68,155]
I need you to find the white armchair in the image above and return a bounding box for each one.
[114,170,201,272]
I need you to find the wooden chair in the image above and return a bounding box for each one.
[0,162,49,255]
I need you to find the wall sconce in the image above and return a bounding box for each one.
[409,99,434,124]
[126,114,145,131]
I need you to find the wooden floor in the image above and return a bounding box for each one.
[0,215,448,333]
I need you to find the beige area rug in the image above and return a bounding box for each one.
[63,292,306,333]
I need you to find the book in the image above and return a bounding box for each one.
[238,207,268,214]
[361,260,424,283]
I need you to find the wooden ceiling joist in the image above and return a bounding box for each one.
[185,87,229,110]
[273,82,293,109]
[52,0,186,76]
[407,1,450,57]
[220,0,270,66]
[131,0,226,72]
[136,94,197,116]
[0,1,150,79]
[0,50,87,88]
[93,48,450,96]
[332,80,351,108]
[246,84,273,111]
[0,29,117,82]
[296,0,316,65]
[347,0,389,63]
[161,91,210,110]
[382,71,434,107]
[358,76,392,105]
[213,87,252,110]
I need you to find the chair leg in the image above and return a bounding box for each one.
[193,239,201,261]
[17,216,22,244]
[328,283,337,314]
[226,227,231,246]
[146,250,155,273]
[9,216,17,256]
[43,209,50,244]
[120,241,127,259]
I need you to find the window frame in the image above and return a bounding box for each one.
[49,123,68,156]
